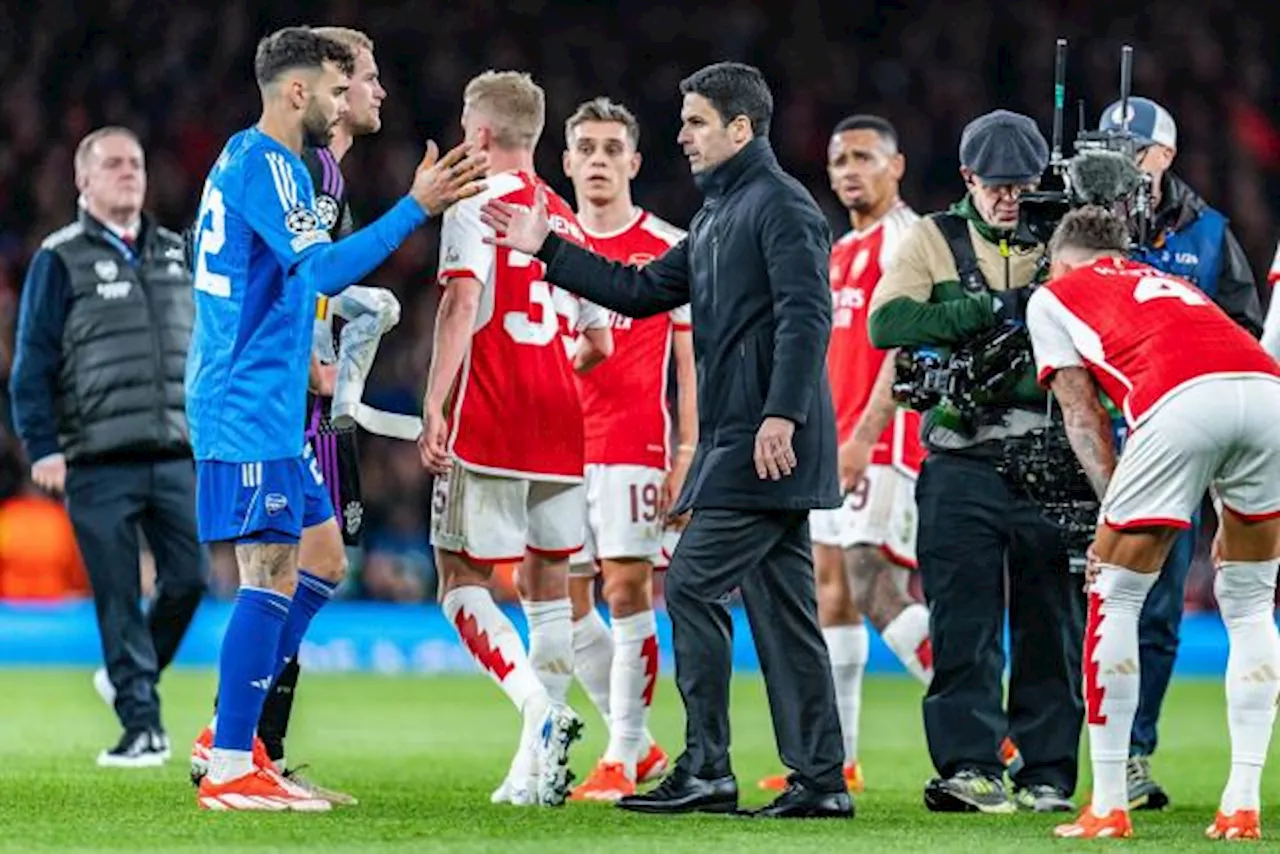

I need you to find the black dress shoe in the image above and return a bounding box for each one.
[753,779,854,819]
[616,769,738,814]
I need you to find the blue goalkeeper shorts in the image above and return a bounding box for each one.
[195,442,335,544]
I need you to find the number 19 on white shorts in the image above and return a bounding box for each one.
[570,464,666,570]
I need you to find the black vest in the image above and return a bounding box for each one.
[42,212,194,463]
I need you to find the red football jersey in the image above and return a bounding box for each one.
[827,201,925,474]
[1268,239,1279,287]
[577,209,690,469]
[1029,257,1280,427]
[436,171,606,480]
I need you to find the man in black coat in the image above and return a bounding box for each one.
[480,61,850,819]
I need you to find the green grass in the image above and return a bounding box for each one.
[0,669,1268,852]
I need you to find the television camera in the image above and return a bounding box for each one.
[1016,40,1152,246]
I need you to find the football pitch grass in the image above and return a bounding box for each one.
[1,669,1272,852]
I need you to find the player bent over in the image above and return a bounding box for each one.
[530,97,698,801]
[1026,207,1280,841]
[418,71,609,807]
[185,27,484,811]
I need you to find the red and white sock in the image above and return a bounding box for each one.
[443,586,545,714]
[881,603,933,686]
[572,609,615,723]
[1215,560,1280,814]
[823,624,869,766]
[1085,564,1158,816]
[603,610,658,777]
[523,598,574,706]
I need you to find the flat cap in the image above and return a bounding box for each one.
[959,109,1049,184]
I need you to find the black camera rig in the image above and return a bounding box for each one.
[995,422,1100,558]
[891,322,1035,435]
[1016,40,1152,246]
[892,323,1099,556]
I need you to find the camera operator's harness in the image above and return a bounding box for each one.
[894,215,1100,558]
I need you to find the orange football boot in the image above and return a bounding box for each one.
[190,726,275,784]
[197,767,331,811]
[1205,810,1262,841]
[758,762,863,793]
[1054,807,1134,839]
[570,761,636,802]
[636,742,669,784]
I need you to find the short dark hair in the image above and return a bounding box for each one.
[679,62,773,138]
[1048,205,1130,257]
[565,96,641,149]
[833,114,899,150]
[254,26,355,86]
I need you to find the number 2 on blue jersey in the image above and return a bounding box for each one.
[193,180,229,298]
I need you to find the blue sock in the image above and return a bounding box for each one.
[213,587,291,752]
[273,570,337,679]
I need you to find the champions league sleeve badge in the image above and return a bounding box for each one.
[314,194,340,231]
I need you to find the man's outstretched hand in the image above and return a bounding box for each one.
[480,182,551,255]
[410,141,488,216]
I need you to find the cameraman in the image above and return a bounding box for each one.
[1096,96,1263,810]
[868,110,1082,815]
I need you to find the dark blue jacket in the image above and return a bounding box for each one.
[537,138,840,512]
[1131,172,1261,335]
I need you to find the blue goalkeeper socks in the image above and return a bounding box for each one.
[273,570,337,679]
[213,587,291,752]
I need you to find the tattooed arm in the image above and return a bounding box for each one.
[1048,367,1116,500]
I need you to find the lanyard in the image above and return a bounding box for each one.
[99,230,139,266]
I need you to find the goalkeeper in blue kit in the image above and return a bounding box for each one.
[185,26,485,811]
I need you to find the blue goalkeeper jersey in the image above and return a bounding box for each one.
[185,126,426,462]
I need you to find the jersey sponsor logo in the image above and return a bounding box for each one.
[627,252,656,267]
[265,493,289,515]
[548,212,586,243]
[96,281,131,300]
[831,286,867,328]
[314,194,340,230]
[94,259,119,281]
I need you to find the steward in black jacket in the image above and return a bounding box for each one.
[9,127,204,767]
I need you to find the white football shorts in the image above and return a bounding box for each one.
[809,463,918,568]
[430,460,584,562]
[1102,376,1280,530]
[570,464,666,574]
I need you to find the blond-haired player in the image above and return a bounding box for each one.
[418,70,611,807]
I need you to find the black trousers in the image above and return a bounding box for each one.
[665,508,845,792]
[915,452,1086,793]
[65,458,206,732]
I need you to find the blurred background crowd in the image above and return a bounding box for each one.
[0,0,1274,605]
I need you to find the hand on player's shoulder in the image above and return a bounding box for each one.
[411,141,488,217]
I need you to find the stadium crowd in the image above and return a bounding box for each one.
[0,0,1275,603]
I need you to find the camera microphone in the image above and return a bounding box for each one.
[1065,149,1144,207]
